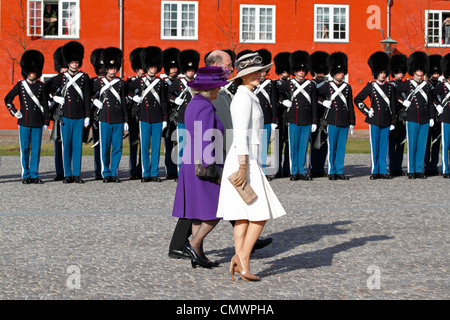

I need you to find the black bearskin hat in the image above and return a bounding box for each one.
[129,47,143,73]
[53,46,67,73]
[178,49,200,73]
[441,53,450,79]
[62,41,84,68]
[102,47,123,70]
[328,52,348,76]
[310,51,329,76]
[368,51,391,79]
[20,50,45,79]
[224,49,236,65]
[428,54,442,77]
[274,52,291,75]
[90,48,104,76]
[390,53,407,77]
[140,46,163,73]
[163,47,180,75]
[290,50,311,75]
[407,51,429,76]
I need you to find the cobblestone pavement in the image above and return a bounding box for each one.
[0,154,448,300]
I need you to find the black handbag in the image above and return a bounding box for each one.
[195,161,222,185]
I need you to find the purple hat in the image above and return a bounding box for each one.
[187,66,229,90]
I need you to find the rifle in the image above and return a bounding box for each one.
[49,87,65,142]
[313,107,329,150]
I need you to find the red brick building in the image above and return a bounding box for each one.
[0,0,449,129]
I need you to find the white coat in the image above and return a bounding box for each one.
[216,85,286,221]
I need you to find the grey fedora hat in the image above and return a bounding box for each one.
[229,52,273,81]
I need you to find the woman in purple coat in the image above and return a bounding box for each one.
[172,66,229,268]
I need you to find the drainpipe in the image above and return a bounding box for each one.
[387,0,392,38]
[119,0,124,78]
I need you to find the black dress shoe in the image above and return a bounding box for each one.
[251,237,273,253]
[290,174,299,181]
[31,178,43,184]
[54,174,64,181]
[328,174,337,180]
[370,174,379,180]
[141,177,151,182]
[103,176,112,183]
[95,175,103,180]
[379,174,392,179]
[298,174,313,181]
[63,176,73,183]
[150,176,162,182]
[443,174,450,179]
[336,174,349,180]
[130,174,142,180]
[408,173,416,179]
[111,176,121,183]
[183,242,212,268]
[166,173,177,180]
[73,176,85,183]
[416,173,427,179]
[168,249,191,260]
[265,175,273,181]
[22,178,32,184]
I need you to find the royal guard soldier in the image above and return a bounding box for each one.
[388,53,408,177]
[309,51,330,178]
[223,49,238,98]
[424,54,443,176]
[4,50,49,184]
[273,51,292,178]
[253,49,278,180]
[279,50,318,181]
[162,47,181,180]
[168,49,200,172]
[91,47,128,183]
[46,46,67,181]
[317,52,355,180]
[396,51,434,179]
[126,47,144,180]
[433,53,450,178]
[127,46,168,182]
[355,51,397,179]
[46,41,91,183]
[89,48,105,180]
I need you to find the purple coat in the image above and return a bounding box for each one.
[172,93,224,221]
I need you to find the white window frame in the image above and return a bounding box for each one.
[425,10,450,47]
[239,4,276,44]
[161,1,198,40]
[27,0,80,38]
[314,4,349,43]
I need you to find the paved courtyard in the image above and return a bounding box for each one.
[0,153,448,300]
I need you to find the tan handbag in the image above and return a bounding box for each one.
[228,171,258,204]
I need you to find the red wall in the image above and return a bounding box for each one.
[0,0,448,130]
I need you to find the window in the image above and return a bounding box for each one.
[314,4,349,42]
[27,0,79,38]
[161,1,198,40]
[240,5,276,43]
[426,10,450,47]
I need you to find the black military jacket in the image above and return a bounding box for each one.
[354,81,397,127]
[167,77,193,125]
[4,80,50,127]
[92,76,128,124]
[317,81,355,127]
[433,80,450,124]
[127,76,168,124]
[395,79,434,124]
[253,78,278,125]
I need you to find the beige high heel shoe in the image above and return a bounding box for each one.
[230,255,260,282]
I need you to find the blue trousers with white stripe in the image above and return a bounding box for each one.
[60,117,84,177]
[369,124,390,175]
[99,121,123,178]
[441,122,450,174]
[406,121,429,174]
[140,121,162,178]
[19,125,42,179]
[327,125,348,175]
[289,123,312,175]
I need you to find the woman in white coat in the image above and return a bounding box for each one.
[216,53,286,281]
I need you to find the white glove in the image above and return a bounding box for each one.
[133,95,142,104]
[174,97,184,106]
[402,100,411,108]
[271,123,277,131]
[311,124,317,133]
[323,100,332,109]
[282,100,292,108]
[84,117,90,127]
[14,110,23,119]
[53,96,65,105]
[429,119,434,127]
[162,121,167,131]
[368,109,374,118]
[93,99,103,109]
[350,125,354,135]
[436,105,444,115]
[390,125,395,131]
[124,123,129,131]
